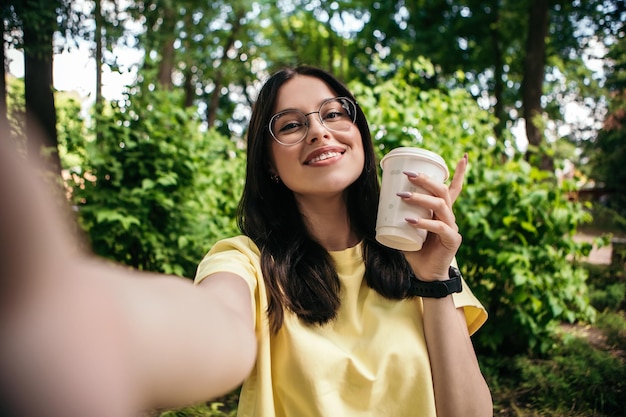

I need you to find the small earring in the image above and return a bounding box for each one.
[270,173,280,183]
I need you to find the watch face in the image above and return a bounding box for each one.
[448,267,463,293]
[449,266,462,279]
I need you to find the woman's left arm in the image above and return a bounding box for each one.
[400,154,493,417]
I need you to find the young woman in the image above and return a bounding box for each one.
[194,66,492,417]
[0,66,491,417]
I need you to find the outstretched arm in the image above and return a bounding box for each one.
[0,136,256,416]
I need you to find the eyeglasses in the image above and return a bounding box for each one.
[269,97,357,146]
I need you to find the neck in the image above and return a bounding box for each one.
[295,193,358,251]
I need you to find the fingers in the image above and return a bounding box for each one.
[400,195,460,252]
[401,153,467,204]
[396,153,468,251]
[449,153,468,203]
[397,191,457,229]
[405,216,462,250]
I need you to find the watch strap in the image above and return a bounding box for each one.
[409,266,463,298]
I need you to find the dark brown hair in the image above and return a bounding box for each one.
[238,66,412,333]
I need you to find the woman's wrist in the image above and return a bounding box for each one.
[409,267,462,298]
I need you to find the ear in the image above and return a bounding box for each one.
[266,160,280,183]
[266,159,278,177]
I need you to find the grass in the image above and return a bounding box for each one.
[483,322,626,416]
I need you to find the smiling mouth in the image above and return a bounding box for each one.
[305,151,344,165]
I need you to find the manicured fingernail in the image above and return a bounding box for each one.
[396,191,412,198]
[403,171,419,179]
[464,153,469,162]
[404,217,419,224]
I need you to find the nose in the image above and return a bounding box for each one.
[304,111,330,143]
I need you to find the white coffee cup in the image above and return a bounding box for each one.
[375,147,449,251]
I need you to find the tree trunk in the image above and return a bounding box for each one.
[205,11,243,128]
[157,7,176,89]
[182,11,194,108]
[158,39,175,89]
[183,67,195,108]
[0,35,8,131]
[490,4,505,140]
[522,0,552,170]
[206,73,222,128]
[95,0,103,108]
[23,18,60,173]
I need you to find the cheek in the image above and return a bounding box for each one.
[267,141,284,173]
[353,135,366,165]
[269,142,298,175]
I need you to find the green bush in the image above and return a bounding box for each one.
[61,90,244,278]
[459,159,595,354]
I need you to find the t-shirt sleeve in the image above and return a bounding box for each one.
[452,277,488,336]
[194,237,260,324]
[449,257,487,335]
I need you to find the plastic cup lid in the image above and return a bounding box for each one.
[380,147,449,179]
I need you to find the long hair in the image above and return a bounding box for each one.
[238,66,412,333]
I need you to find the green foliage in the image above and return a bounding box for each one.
[159,401,236,417]
[595,311,626,352]
[584,36,626,217]
[483,335,626,416]
[520,337,625,415]
[56,91,88,167]
[460,161,595,354]
[590,283,626,312]
[5,74,25,148]
[61,90,245,278]
[583,203,626,236]
[350,59,493,161]
[351,61,595,354]
[158,390,240,417]
[587,113,626,216]
[482,254,626,417]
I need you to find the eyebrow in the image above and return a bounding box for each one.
[273,97,337,114]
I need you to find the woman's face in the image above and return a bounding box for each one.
[268,75,365,200]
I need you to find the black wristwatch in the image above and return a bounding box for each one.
[409,266,463,298]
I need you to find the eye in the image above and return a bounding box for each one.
[322,107,349,122]
[324,111,342,120]
[279,120,304,132]
[272,111,307,134]
[321,98,355,122]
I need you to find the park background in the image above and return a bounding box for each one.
[2,1,625,415]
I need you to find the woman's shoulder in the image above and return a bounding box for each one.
[208,235,260,257]
[194,236,262,285]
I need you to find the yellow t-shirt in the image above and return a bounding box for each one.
[195,236,487,417]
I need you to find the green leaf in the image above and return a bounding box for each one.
[95,210,140,231]
[142,178,155,190]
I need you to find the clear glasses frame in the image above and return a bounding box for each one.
[268,97,357,146]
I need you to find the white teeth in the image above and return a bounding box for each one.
[308,151,341,164]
